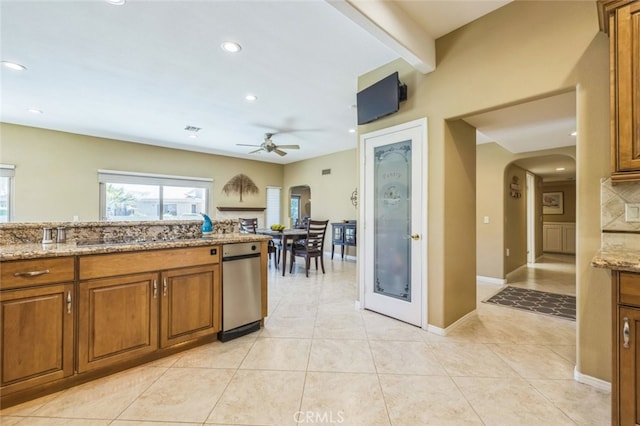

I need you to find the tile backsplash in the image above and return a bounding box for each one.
[601,177,640,250]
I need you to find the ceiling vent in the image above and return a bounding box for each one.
[322,169,331,175]
[184,125,201,132]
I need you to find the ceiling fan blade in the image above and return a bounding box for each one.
[237,143,261,147]
[273,148,287,156]
[249,148,264,154]
[275,144,300,150]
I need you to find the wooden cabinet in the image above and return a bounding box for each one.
[598,0,640,181]
[160,264,220,348]
[331,222,357,259]
[542,222,575,254]
[0,257,75,395]
[77,246,221,372]
[612,271,640,425]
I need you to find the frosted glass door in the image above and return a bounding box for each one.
[361,119,426,327]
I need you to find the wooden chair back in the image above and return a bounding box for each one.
[239,218,258,234]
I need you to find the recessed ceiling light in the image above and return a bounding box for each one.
[105,0,126,5]
[245,94,257,102]
[2,61,27,71]
[570,131,577,136]
[348,129,356,134]
[27,108,43,114]
[221,41,242,53]
[556,167,566,171]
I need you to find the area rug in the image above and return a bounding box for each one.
[483,286,576,321]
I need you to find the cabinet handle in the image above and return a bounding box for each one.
[624,317,630,349]
[153,280,158,299]
[14,269,50,277]
[66,291,72,314]
[163,277,167,297]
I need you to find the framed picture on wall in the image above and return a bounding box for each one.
[543,191,564,215]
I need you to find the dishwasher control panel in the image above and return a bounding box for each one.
[222,242,260,258]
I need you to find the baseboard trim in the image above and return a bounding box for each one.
[427,310,477,336]
[573,367,611,392]
[505,264,527,282]
[476,275,506,285]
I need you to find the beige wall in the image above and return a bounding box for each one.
[542,181,576,223]
[359,1,611,381]
[0,123,284,222]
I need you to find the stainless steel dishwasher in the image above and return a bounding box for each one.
[219,242,262,342]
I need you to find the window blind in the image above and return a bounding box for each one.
[265,186,281,225]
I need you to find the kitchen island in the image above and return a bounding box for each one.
[0,220,271,409]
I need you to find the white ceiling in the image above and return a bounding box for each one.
[0,0,573,173]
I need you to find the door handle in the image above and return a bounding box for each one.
[163,277,167,297]
[66,291,72,314]
[411,234,420,240]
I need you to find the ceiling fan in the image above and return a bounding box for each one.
[237,133,300,156]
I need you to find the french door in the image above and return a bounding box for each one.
[360,118,427,327]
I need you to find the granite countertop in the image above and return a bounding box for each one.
[0,233,271,261]
[591,247,640,273]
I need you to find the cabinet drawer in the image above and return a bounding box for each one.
[79,246,220,280]
[619,272,640,307]
[1,257,75,290]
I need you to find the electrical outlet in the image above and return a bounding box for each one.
[483,216,490,224]
[506,248,510,256]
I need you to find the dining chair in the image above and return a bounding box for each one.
[239,217,279,265]
[238,217,258,233]
[288,219,329,277]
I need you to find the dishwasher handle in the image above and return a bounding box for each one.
[223,253,261,262]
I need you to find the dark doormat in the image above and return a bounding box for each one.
[483,286,576,321]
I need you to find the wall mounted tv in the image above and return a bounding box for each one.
[356,72,407,125]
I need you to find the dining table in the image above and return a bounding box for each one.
[256,228,307,276]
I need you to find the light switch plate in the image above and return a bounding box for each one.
[625,203,640,222]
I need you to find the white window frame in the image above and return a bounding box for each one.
[265,186,281,226]
[98,169,212,221]
[0,164,15,222]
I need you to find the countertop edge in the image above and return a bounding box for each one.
[591,248,640,273]
[0,234,271,261]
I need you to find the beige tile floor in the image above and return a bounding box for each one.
[1,255,609,425]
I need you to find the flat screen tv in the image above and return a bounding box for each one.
[356,72,406,125]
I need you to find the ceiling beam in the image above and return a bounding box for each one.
[328,0,435,74]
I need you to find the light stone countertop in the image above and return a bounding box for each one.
[591,248,640,273]
[0,233,271,261]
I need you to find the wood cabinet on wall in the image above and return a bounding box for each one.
[0,258,75,395]
[598,0,640,181]
[78,246,221,372]
[612,271,640,425]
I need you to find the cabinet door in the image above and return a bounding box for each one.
[619,306,640,425]
[78,273,158,372]
[1,283,74,394]
[542,224,563,252]
[562,224,576,254]
[332,225,344,244]
[345,226,356,245]
[613,2,640,175]
[160,265,220,348]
